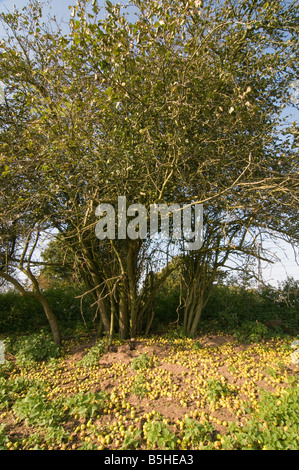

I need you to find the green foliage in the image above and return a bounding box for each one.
[191,341,202,351]
[131,353,153,371]
[0,0,298,340]
[0,287,95,336]
[0,358,14,379]
[77,441,98,450]
[44,425,70,446]
[154,274,182,325]
[21,433,45,450]
[144,416,178,450]
[0,376,36,411]
[13,387,70,444]
[202,279,299,332]
[11,386,109,446]
[234,321,270,344]
[0,292,45,333]
[153,278,299,335]
[0,424,8,450]
[44,286,95,330]
[182,418,214,448]
[258,388,299,428]
[165,326,188,341]
[121,428,142,450]
[1,277,297,339]
[14,388,54,426]
[222,387,299,450]
[206,378,233,403]
[13,331,61,365]
[131,373,148,398]
[79,341,106,368]
[65,391,109,420]
[39,237,77,284]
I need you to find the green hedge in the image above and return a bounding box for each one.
[152,279,299,333]
[0,286,95,335]
[201,283,299,331]
[0,280,298,337]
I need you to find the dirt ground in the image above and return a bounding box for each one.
[61,333,298,429]
[1,332,298,450]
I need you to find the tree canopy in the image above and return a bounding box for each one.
[0,0,298,341]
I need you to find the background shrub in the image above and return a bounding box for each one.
[0,286,96,336]
[13,331,61,365]
[79,341,106,368]
[152,277,298,334]
[0,277,298,338]
[222,387,299,450]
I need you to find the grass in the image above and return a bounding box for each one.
[0,330,298,450]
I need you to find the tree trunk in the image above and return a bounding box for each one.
[183,278,198,334]
[97,295,110,333]
[97,318,104,337]
[0,271,62,346]
[183,275,214,337]
[82,250,110,332]
[130,305,138,338]
[189,296,204,338]
[145,304,155,336]
[119,286,129,339]
[108,297,116,344]
[127,240,140,338]
[34,290,62,345]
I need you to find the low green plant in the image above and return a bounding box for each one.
[266,366,278,379]
[222,386,299,450]
[78,441,98,450]
[0,360,15,379]
[13,331,60,365]
[13,387,65,428]
[66,391,109,420]
[45,425,69,445]
[144,416,178,450]
[79,341,106,368]
[13,387,70,445]
[22,433,45,450]
[234,321,270,344]
[0,376,37,411]
[0,424,8,450]
[258,387,299,428]
[131,373,148,398]
[165,326,188,341]
[131,353,153,371]
[182,417,214,448]
[206,378,233,403]
[0,379,11,411]
[191,341,202,351]
[121,429,142,450]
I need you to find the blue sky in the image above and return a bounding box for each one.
[0,0,78,25]
[0,0,298,286]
